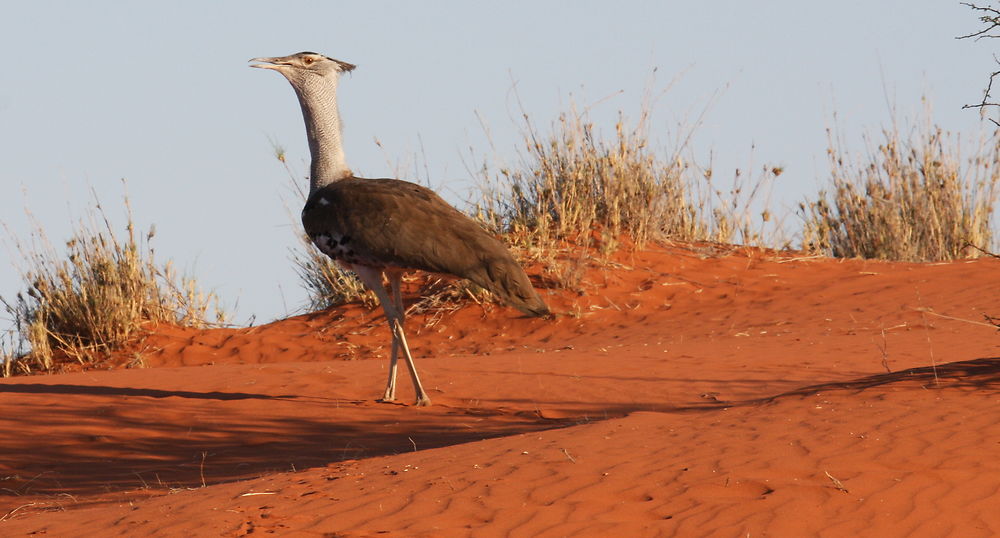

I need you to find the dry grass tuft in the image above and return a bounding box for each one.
[802,118,1000,261]
[474,105,704,253]
[474,103,782,288]
[1,189,225,375]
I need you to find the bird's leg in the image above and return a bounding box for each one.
[352,265,430,406]
[382,338,400,402]
[388,271,431,406]
[351,266,399,401]
[379,271,405,401]
[377,271,411,402]
[376,330,400,402]
[390,317,430,406]
[379,276,404,402]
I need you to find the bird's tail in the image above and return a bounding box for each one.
[472,255,551,318]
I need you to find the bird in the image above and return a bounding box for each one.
[250,52,550,406]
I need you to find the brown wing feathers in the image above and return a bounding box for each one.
[302,177,550,317]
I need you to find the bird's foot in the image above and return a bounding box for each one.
[379,386,396,403]
[414,395,432,407]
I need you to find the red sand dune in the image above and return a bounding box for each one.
[1,243,998,536]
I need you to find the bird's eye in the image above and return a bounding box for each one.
[303,57,315,65]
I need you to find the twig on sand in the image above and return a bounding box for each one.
[874,324,891,373]
[774,254,825,264]
[824,471,849,493]
[200,451,208,488]
[0,502,39,522]
[561,448,577,463]
[912,306,999,329]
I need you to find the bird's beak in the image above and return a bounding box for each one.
[249,57,287,70]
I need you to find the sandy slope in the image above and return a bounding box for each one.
[1,244,997,536]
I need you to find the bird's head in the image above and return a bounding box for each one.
[249,52,355,85]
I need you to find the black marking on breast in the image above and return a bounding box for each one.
[308,232,388,270]
[313,233,330,248]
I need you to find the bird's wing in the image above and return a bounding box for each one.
[302,177,549,316]
[303,178,495,272]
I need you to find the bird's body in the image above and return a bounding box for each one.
[302,177,549,317]
[251,52,549,405]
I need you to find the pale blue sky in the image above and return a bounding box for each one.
[0,1,994,323]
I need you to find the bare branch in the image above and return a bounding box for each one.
[958,2,1000,40]
[961,68,1000,126]
[960,4,1000,125]
[963,241,1000,258]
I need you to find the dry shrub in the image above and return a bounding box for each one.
[0,330,16,377]
[1,190,225,375]
[475,105,705,253]
[698,161,786,249]
[474,103,782,287]
[802,118,1000,261]
[400,275,494,324]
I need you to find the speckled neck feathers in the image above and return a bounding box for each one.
[290,74,351,194]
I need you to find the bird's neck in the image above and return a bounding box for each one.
[293,75,351,194]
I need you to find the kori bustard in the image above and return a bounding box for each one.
[250,52,549,406]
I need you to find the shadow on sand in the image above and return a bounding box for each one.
[0,357,996,502]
